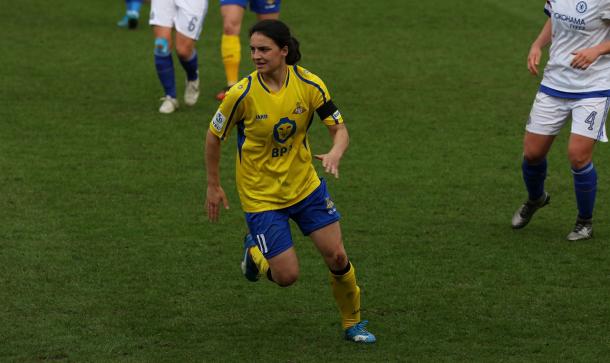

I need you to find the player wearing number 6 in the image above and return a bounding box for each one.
[149,0,209,113]
[205,20,376,343]
[512,0,610,239]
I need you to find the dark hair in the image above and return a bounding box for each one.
[249,19,301,65]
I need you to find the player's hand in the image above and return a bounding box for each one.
[527,45,542,76]
[314,152,341,178]
[571,47,601,70]
[206,185,229,222]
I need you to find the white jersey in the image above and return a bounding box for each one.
[542,0,610,94]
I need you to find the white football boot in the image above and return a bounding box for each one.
[184,78,200,106]
[159,96,179,114]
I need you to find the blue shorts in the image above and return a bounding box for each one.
[244,179,341,259]
[220,0,280,14]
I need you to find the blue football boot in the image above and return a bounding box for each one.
[240,234,260,282]
[345,320,376,343]
[117,15,129,27]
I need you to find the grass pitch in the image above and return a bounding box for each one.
[2,0,610,361]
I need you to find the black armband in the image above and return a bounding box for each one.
[316,100,339,120]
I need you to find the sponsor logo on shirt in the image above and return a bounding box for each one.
[293,102,305,114]
[553,12,585,30]
[212,110,226,132]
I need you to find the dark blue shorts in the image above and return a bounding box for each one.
[220,0,281,14]
[244,179,341,259]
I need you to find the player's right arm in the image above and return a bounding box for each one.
[205,130,229,222]
[528,18,552,76]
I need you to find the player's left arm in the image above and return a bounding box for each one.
[571,6,610,70]
[315,123,349,179]
[570,39,610,69]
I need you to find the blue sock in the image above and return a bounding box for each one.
[127,0,142,13]
[522,158,547,201]
[154,54,176,98]
[179,50,199,81]
[572,162,597,220]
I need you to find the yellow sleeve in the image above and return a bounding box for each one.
[296,66,344,126]
[209,77,251,140]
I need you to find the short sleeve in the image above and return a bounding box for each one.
[209,77,250,140]
[294,67,344,126]
[544,0,552,17]
[601,0,610,20]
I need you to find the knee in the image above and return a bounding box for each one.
[154,37,171,56]
[223,20,241,35]
[523,150,545,164]
[274,273,298,287]
[568,150,591,169]
[175,43,194,60]
[328,251,349,272]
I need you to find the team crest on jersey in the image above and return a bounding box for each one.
[576,1,587,13]
[273,117,297,144]
[293,102,306,114]
[212,110,226,132]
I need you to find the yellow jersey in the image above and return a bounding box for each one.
[209,65,344,212]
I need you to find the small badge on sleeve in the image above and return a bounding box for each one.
[332,110,342,120]
[212,110,226,132]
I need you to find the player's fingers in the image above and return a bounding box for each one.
[222,197,230,210]
[314,155,324,161]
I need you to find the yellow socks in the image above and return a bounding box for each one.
[221,34,241,86]
[249,245,269,276]
[330,262,361,329]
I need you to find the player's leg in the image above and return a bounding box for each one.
[174,0,208,106]
[309,222,375,343]
[118,0,143,28]
[565,97,608,240]
[243,210,299,286]
[512,92,568,228]
[152,25,179,113]
[291,179,375,343]
[217,3,246,101]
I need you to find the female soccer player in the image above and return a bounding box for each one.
[149,0,209,113]
[205,20,376,343]
[511,0,610,240]
[215,0,281,101]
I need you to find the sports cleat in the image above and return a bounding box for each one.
[567,218,593,241]
[117,15,129,27]
[159,96,179,114]
[126,10,139,29]
[184,78,200,106]
[345,320,376,344]
[215,86,231,101]
[511,192,550,229]
[240,234,260,282]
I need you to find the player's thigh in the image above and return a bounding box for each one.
[149,0,176,28]
[570,97,610,143]
[267,246,299,286]
[523,131,555,163]
[526,92,571,137]
[174,0,208,40]
[220,3,246,34]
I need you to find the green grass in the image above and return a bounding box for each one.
[2,0,610,361]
